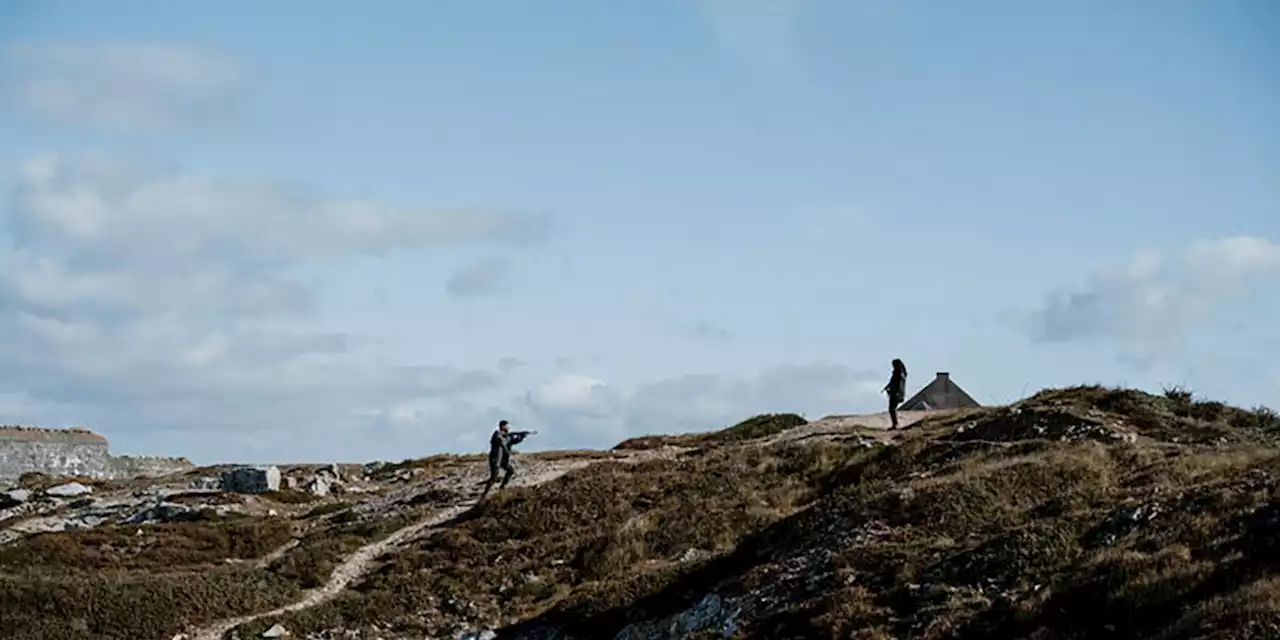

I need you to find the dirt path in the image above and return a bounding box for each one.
[763,409,952,446]
[251,538,299,569]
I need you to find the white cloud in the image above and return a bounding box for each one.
[0,151,550,462]
[445,257,516,298]
[524,363,883,448]
[528,375,620,419]
[3,42,245,133]
[1026,236,1280,354]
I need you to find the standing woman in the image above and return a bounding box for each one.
[883,359,907,429]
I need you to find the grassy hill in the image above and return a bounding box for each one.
[2,385,1280,639]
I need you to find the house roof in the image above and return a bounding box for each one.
[900,371,981,411]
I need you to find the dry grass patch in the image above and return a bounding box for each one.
[0,517,294,571]
[267,510,418,589]
[0,517,300,639]
[0,568,299,640]
[614,413,808,450]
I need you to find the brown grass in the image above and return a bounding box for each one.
[614,412,808,450]
[0,517,295,571]
[0,517,300,639]
[267,511,415,589]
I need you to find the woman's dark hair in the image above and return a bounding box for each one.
[892,359,906,376]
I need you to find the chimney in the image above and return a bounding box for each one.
[936,372,950,389]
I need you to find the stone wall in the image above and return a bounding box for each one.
[0,426,194,481]
[109,455,195,479]
[0,427,111,480]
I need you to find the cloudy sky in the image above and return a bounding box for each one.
[0,1,1276,464]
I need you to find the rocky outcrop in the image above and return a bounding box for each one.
[221,466,282,494]
[0,426,193,481]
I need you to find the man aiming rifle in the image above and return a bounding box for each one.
[480,419,536,499]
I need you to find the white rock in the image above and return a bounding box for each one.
[1,488,30,506]
[45,482,93,498]
[263,622,289,637]
[307,475,331,497]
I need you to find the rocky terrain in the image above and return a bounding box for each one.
[3,385,1280,639]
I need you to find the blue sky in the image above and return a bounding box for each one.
[0,1,1277,464]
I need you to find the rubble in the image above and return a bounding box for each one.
[678,548,711,563]
[121,501,196,525]
[307,474,332,497]
[615,593,740,640]
[1084,502,1162,548]
[946,406,1138,445]
[0,487,250,545]
[189,476,222,491]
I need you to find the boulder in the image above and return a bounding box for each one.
[321,463,343,481]
[45,482,93,498]
[306,474,331,497]
[0,488,30,508]
[220,466,282,494]
[262,622,289,637]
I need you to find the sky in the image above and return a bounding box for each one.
[0,0,1277,465]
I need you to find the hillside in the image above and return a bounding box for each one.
[3,386,1280,639]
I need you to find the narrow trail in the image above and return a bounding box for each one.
[251,539,299,569]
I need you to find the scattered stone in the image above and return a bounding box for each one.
[262,623,289,638]
[307,474,332,497]
[68,497,95,509]
[121,501,194,525]
[616,593,740,640]
[284,476,301,490]
[0,488,30,508]
[188,476,222,490]
[221,466,282,493]
[45,482,93,498]
[1085,503,1161,548]
[678,548,711,563]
